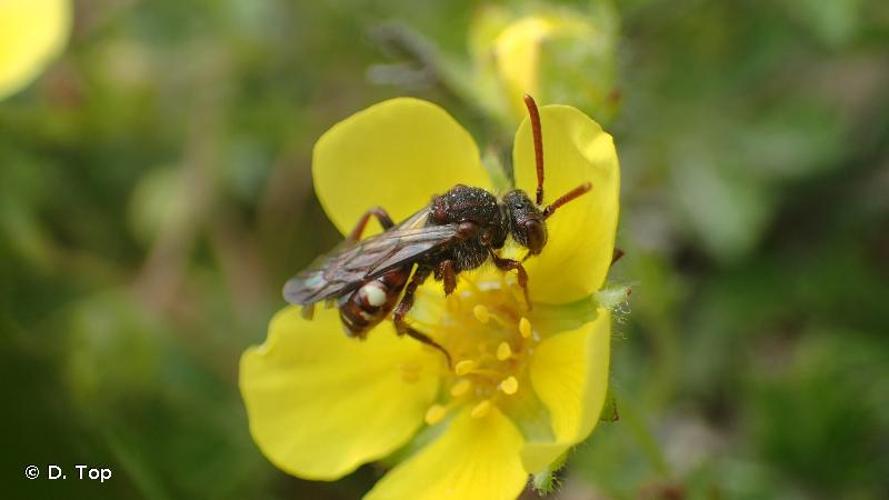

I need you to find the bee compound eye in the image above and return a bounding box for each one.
[523,219,547,254]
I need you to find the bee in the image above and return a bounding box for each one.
[283,95,592,365]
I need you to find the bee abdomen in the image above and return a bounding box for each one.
[339,268,409,338]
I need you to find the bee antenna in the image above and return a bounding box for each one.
[523,94,545,206]
[543,182,592,219]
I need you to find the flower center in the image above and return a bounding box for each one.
[407,271,541,425]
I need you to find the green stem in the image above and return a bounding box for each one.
[613,386,671,477]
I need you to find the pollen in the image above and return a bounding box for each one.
[410,269,541,420]
[496,341,513,360]
[473,304,490,324]
[519,317,532,338]
[455,359,477,376]
[499,376,519,395]
[470,399,492,419]
[425,404,448,425]
[450,378,472,397]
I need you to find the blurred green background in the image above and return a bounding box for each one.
[2,0,887,498]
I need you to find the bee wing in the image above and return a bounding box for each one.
[362,223,459,275]
[283,208,459,305]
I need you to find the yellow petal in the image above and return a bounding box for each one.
[465,6,517,127]
[467,5,511,62]
[313,98,491,237]
[366,407,527,500]
[513,105,620,303]
[0,0,71,100]
[522,308,610,472]
[492,16,555,120]
[240,306,438,480]
[490,13,598,122]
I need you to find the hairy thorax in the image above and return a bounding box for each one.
[428,185,507,272]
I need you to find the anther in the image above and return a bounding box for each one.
[499,376,519,395]
[473,305,490,324]
[519,317,532,338]
[450,379,472,397]
[496,342,513,361]
[425,404,448,425]
[455,359,478,376]
[470,399,492,419]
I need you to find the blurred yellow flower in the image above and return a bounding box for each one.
[240,98,620,499]
[0,0,71,100]
[470,4,619,125]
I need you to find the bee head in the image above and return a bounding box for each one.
[504,190,547,255]
[502,95,594,258]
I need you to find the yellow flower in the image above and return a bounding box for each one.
[0,0,71,100]
[240,98,620,499]
[470,4,619,125]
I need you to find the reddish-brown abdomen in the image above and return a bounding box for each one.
[339,267,410,338]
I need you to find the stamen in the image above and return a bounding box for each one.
[470,399,492,419]
[455,359,478,376]
[499,376,519,395]
[519,317,532,338]
[496,342,513,361]
[473,304,490,324]
[408,271,537,419]
[425,404,448,425]
[488,312,508,327]
[450,379,472,397]
[473,304,507,327]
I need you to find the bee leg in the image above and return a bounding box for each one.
[393,266,453,368]
[397,320,453,369]
[438,259,457,295]
[489,251,531,310]
[300,303,316,320]
[347,206,395,242]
